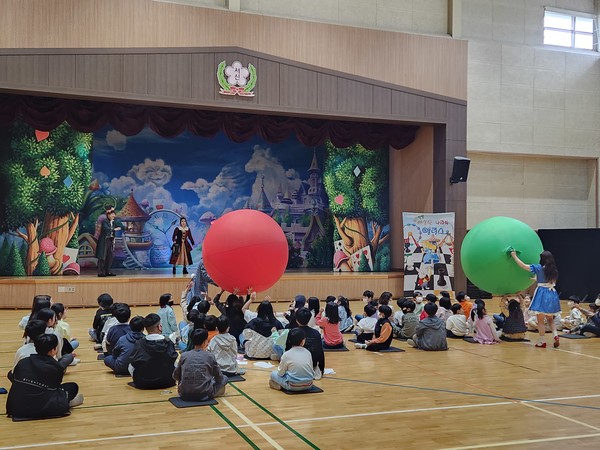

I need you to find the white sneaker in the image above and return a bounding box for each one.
[93,344,102,350]
[407,339,416,348]
[69,358,81,366]
[69,393,84,407]
[354,343,367,349]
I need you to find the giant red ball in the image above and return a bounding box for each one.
[202,210,288,293]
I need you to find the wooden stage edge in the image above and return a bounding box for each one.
[0,271,404,309]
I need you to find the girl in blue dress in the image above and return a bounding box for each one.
[511,250,561,348]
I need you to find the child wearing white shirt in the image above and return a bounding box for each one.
[355,304,378,343]
[446,303,468,338]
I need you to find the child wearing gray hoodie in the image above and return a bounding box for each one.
[408,303,448,351]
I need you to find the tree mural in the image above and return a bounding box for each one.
[0,121,93,275]
[323,141,389,271]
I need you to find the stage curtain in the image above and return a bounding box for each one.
[0,94,418,150]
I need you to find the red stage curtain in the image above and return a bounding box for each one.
[0,94,418,150]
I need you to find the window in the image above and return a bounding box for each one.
[544,8,596,51]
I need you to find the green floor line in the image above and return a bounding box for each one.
[210,404,261,450]
[230,383,320,449]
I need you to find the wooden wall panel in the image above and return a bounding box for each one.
[256,59,279,107]
[389,127,434,270]
[279,65,317,110]
[425,98,448,121]
[0,55,48,86]
[317,73,337,112]
[48,55,76,88]
[372,86,392,116]
[392,91,426,119]
[123,54,148,95]
[0,273,404,308]
[147,53,192,99]
[0,0,467,100]
[76,55,124,92]
[337,78,372,115]
[191,53,217,102]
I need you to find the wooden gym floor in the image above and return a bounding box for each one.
[1,301,599,449]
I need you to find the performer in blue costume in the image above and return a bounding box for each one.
[511,250,560,348]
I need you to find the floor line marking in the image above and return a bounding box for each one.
[326,376,600,410]
[520,402,600,431]
[230,383,320,449]
[441,432,600,449]
[221,398,285,450]
[0,425,235,449]
[210,404,261,450]
[3,393,600,449]
[553,347,600,360]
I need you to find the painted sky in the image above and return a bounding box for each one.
[92,125,325,234]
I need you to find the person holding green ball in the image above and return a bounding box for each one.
[510,250,561,348]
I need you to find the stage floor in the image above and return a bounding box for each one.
[0,269,404,308]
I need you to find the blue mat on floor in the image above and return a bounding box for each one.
[378,346,405,352]
[282,385,323,394]
[323,346,349,352]
[226,375,246,382]
[169,397,218,408]
[559,334,590,339]
[500,336,530,342]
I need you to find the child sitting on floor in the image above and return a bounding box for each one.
[129,314,178,389]
[292,308,325,379]
[399,300,418,340]
[208,315,245,376]
[12,320,47,370]
[173,329,228,401]
[51,303,79,354]
[19,294,52,331]
[501,298,527,340]
[89,293,113,343]
[420,294,438,320]
[408,303,448,351]
[446,303,468,338]
[156,293,178,339]
[103,303,131,354]
[336,296,354,332]
[355,305,394,351]
[437,296,452,323]
[413,291,425,317]
[561,296,585,333]
[472,301,501,344]
[355,290,375,322]
[355,304,378,343]
[269,328,315,392]
[203,315,219,344]
[7,334,83,419]
[392,297,407,329]
[104,315,145,376]
[316,302,345,349]
[456,291,473,320]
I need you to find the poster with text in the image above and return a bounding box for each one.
[402,212,455,297]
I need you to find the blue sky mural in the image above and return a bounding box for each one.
[92,126,325,237]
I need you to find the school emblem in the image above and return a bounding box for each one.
[217,60,257,97]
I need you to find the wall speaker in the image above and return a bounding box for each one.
[449,156,470,184]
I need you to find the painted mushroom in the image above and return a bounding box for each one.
[333,249,351,272]
[39,237,57,267]
[63,262,81,276]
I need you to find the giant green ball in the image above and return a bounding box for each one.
[461,216,542,295]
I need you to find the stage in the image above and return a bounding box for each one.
[0,269,404,309]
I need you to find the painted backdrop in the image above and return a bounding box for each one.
[0,120,391,275]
